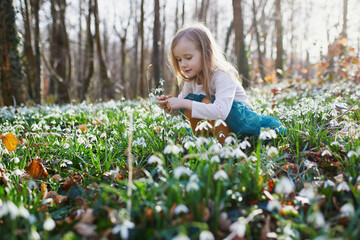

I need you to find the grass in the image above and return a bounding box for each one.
[0,78,360,239]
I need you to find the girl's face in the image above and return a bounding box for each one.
[173,37,203,79]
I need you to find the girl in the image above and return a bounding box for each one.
[157,23,286,141]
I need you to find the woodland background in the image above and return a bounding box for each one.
[0,0,359,106]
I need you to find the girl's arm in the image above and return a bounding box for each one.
[191,71,237,120]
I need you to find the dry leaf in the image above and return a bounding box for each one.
[0,133,19,152]
[55,195,68,204]
[27,160,49,179]
[74,222,96,238]
[76,124,87,133]
[40,182,48,198]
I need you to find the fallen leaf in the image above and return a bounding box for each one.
[0,133,19,152]
[27,160,49,179]
[55,195,68,204]
[41,182,48,198]
[74,222,96,238]
[76,124,87,133]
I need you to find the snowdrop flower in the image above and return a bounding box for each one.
[112,219,135,239]
[226,217,246,239]
[214,170,228,181]
[148,155,163,165]
[208,143,221,153]
[195,121,213,131]
[13,157,20,164]
[267,199,282,211]
[214,119,227,127]
[43,217,56,231]
[336,182,350,192]
[196,137,211,146]
[186,181,199,192]
[132,137,146,148]
[304,160,316,169]
[239,140,251,149]
[275,177,294,196]
[307,211,325,228]
[321,149,332,156]
[224,136,237,145]
[347,150,358,158]
[174,204,189,215]
[299,184,315,201]
[259,129,277,140]
[13,169,24,176]
[164,144,183,155]
[31,228,41,240]
[232,147,247,159]
[184,141,196,150]
[210,155,220,163]
[199,230,215,240]
[18,205,30,219]
[267,146,279,157]
[7,201,19,220]
[173,166,192,178]
[172,233,190,240]
[324,180,335,188]
[189,174,199,183]
[340,203,355,217]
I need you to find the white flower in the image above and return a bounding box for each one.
[340,203,355,217]
[13,169,24,176]
[275,177,294,196]
[299,184,315,200]
[239,140,251,149]
[307,211,325,228]
[232,147,247,158]
[7,201,19,220]
[186,181,199,192]
[173,166,192,178]
[259,129,277,140]
[148,155,163,165]
[228,217,246,238]
[336,182,350,192]
[189,174,199,183]
[267,146,279,157]
[174,204,189,215]
[304,160,316,169]
[31,228,41,240]
[18,205,30,219]
[324,180,335,188]
[224,136,237,145]
[43,217,56,231]
[199,230,215,240]
[195,121,213,131]
[184,141,196,150]
[112,220,135,239]
[172,233,190,240]
[267,199,282,211]
[13,157,20,163]
[214,170,228,181]
[210,155,220,163]
[164,144,183,155]
[321,149,332,156]
[347,150,358,158]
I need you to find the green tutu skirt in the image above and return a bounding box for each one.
[182,93,287,137]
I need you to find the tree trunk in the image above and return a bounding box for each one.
[252,0,265,81]
[93,0,112,100]
[21,0,36,100]
[152,0,161,88]
[31,0,42,104]
[76,0,83,99]
[198,0,210,23]
[139,0,146,97]
[232,0,251,88]
[50,0,71,104]
[81,0,94,101]
[275,0,283,80]
[0,0,27,106]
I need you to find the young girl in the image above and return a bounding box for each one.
[157,23,286,141]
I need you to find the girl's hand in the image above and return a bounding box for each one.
[165,97,192,112]
[156,95,172,113]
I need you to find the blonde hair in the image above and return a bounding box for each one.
[168,22,239,99]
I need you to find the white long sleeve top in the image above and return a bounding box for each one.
[178,69,252,121]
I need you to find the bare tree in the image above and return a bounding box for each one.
[80,0,94,101]
[30,0,42,104]
[198,0,210,23]
[21,0,36,100]
[152,0,161,88]
[93,0,113,100]
[0,0,27,106]
[252,0,266,81]
[275,0,283,80]
[232,0,251,88]
[50,0,71,104]
[139,0,146,97]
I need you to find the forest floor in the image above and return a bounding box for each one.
[0,77,360,239]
